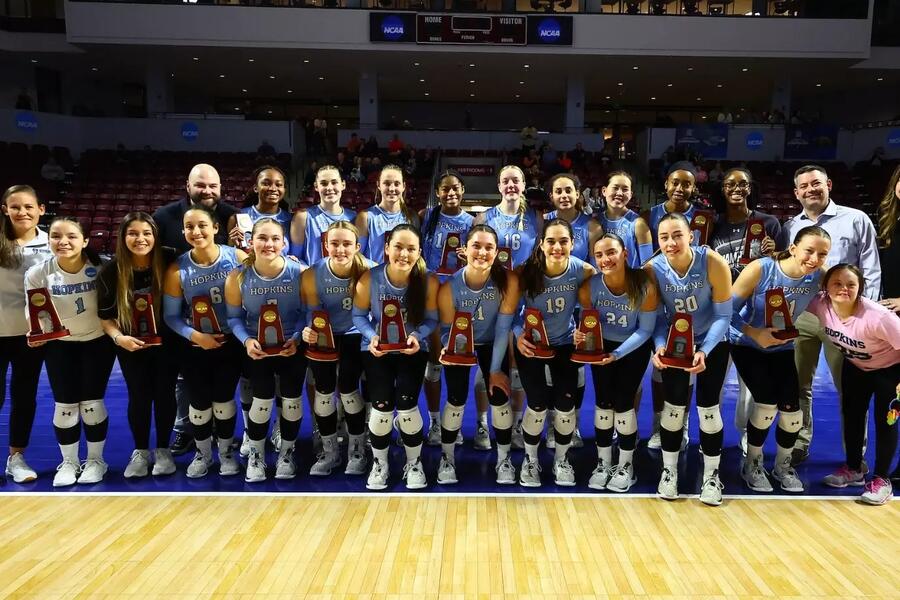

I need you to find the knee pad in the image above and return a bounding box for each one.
[339,391,364,415]
[313,391,336,418]
[190,407,213,426]
[281,396,303,422]
[651,366,663,383]
[510,368,523,393]
[239,377,252,404]
[749,403,778,431]
[79,399,108,426]
[594,407,615,430]
[397,407,424,435]
[212,401,236,421]
[697,405,723,434]
[522,407,546,437]
[424,362,442,383]
[53,403,79,430]
[249,397,275,424]
[441,403,464,433]
[615,409,638,436]
[778,410,803,434]
[474,369,486,394]
[554,409,577,436]
[368,409,394,437]
[491,401,513,430]
[660,402,686,432]
[577,366,585,388]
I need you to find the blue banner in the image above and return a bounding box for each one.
[15,111,38,132]
[783,125,838,160]
[674,124,728,159]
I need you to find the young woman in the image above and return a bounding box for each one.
[97,212,179,478]
[300,221,371,477]
[645,163,702,249]
[646,213,733,506]
[352,224,439,490]
[544,173,599,262]
[355,165,419,264]
[808,265,900,505]
[578,232,657,493]
[595,172,653,268]
[420,170,476,448]
[436,224,519,485]
[163,206,247,478]
[0,185,50,483]
[291,164,357,266]
[514,219,595,488]
[227,165,292,255]
[730,226,831,493]
[25,218,114,487]
[225,218,306,483]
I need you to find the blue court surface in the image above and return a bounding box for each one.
[0,352,891,498]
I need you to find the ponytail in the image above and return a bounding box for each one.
[774,225,831,262]
[466,224,508,298]
[48,216,101,266]
[521,218,573,299]
[378,164,415,224]
[325,220,369,298]
[593,232,649,309]
[236,216,284,285]
[498,164,528,231]
[384,223,427,325]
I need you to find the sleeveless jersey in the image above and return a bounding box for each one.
[648,202,697,250]
[730,257,823,352]
[177,245,241,334]
[482,205,539,268]
[449,267,503,345]
[314,256,374,335]
[650,245,717,345]
[361,263,429,352]
[597,209,642,268]
[522,256,588,346]
[544,210,591,261]
[242,205,292,256]
[238,259,304,340]
[24,257,103,342]
[587,273,644,343]
[364,204,412,264]
[303,204,357,266]
[421,207,474,276]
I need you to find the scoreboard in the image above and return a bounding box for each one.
[417,15,526,45]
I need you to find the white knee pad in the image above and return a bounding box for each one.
[749,403,778,431]
[397,407,424,435]
[339,391,364,415]
[306,367,315,386]
[53,403,79,429]
[442,403,465,432]
[79,399,107,426]
[660,402,686,432]
[474,369,486,394]
[577,366,585,388]
[554,409,577,436]
[778,410,803,434]
[424,361,442,383]
[615,409,638,436]
[594,407,614,430]
[522,407,546,437]
[697,405,723,434]
[314,391,336,418]
[249,397,275,424]
[491,401,513,430]
[239,377,252,404]
[368,409,393,436]
[190,407,213,426]
[281,396,303,422]
[510,368,523,392]
[212,401,236,420]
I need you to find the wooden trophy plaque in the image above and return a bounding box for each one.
[26,288,70,342]
[258,301,286,355]
[689,210,715,246]
[376,298,409,352]
[739,218,766,265]
[440,311,477,366]
[132,293,162,346]
[523,307,554,359]
[659,312,694,369]
[436,232,463,276]
[306,310,339,362]
[320,231,329,259]
[496,247,512,271]
[571,308,609,364]
[191,295,222,335]
[765,288,798,341]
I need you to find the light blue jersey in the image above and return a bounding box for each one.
[364,205,413,264]
[648,202,698,250]
[178,244,242,334]
[482,205,539,268]
[302,204,357,266]
[449,267,503,345]
[587,274,643,343]
[650,246,716,346]
[242,205,293,256]
[421,207,474,277]
[239,259,304,340]
[360,264,429,351]
[544,210,591,261]
[730,257,823,352]
[521,256,588,346]
[597,209,642,268]
[314,257,374,335]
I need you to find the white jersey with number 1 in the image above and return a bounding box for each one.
[24,257,104,342]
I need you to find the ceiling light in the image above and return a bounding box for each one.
[667,83,673,87]
[650,96,656,100]
[318,76,325,80]
[332,105,338,108]
[524,64,530,68]
[701,115,708,119]
[716,83,723,88]
[303,59,310,64]
[696,97,702,101]
[413,62,419,66]
[248,58,254,63]
[469,93,475,97]
[234,107,240,111]
[469,79,475,83]
[219,74,225,78]
[605,95,611,99]
[287,89,293,93]
[242,88,247,93]
[617,82,624,86]
[419,78,425,82]
[424,92,430,96]
[741,67,749,72]
[269,75,276,79]
[687,67,693,71]
[519,81,524,84]
[192,57,199,61]
[336,122,341,126]
[30,59,38,64]
[816,83,822,87]
[91,67,99,72]
[876,77,884,81]
[267,110,273,114]
[515,94,520,98]
[632,66,639,70]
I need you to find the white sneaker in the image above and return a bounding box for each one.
[588,460,613,490]
[124,449,151,479]
[772,457,804,493]
[186,451,213,479]
[245,448,267,483]
[270,425,283,452]
[572,428,584,449]
[741,455,773,492]
[366,458,389,490]
[6,453,37,483]
[519,455,542,488]
[77,458,108,485]
[657,467,678,500]
[436,454,458,485]
[309,449,341,476]
[53,459,80,487]
[344,439,368,475]
[474,423,491,450]
[219,451,241,476]
[606,463,637,493]
[275,447,296,480]
[545,427,556,449]
[860,477,893,506]
[495,457,516,484]
[647,430,662,450]
[239,432,251,458]
[402,458,427,489]
[511,421,525,450]
[700,470,724,507]
[552,457,576,486]
[426,419,441,446]
[152,448,176,476]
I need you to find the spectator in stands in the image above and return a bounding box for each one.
[349,156,365,184]
[869,147,886,168]
[418,148,435,177]
[569,142,587,169]
[539,143,557,174]
[557,151,573,173]
[304,160,320,191]
[364,135,379,156]
[520,121,538,154]
[717,109,734,124]
[404,152,417,177]
[388,134,404,158]
[14,88,32,110]
[40,157,66,183]
[695,163,709,185]
[346,132,363,156]
[336,151,352,178]
[708,161,724,185]
[257,140,276,162]
[522,150,540,178]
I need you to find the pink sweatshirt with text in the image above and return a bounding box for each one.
[806,293,900,371]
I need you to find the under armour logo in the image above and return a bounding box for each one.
[764,415,775,421]
[378,417,389,424]
[790,420,800,427]
[258,406,270,412]
[617,419,626,426]
[83,407,95,413]
[599,415,610,421]
[402,417,412,422]
[451,411,461,418]
[669,411,679,418]
[61,410,73,417]
[559,418,571,424]
[704,414,714,420]
[500,410,509,417]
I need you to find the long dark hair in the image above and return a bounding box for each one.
[546,172,583,213]
[521,218,574,299]
[773,225,831,262]
[466,223,508,299]
[425,169,465,241]
[244,164,289,211]
[1,184,43,269]
[591,231,649,309]
[384,223,427,326]
[114,212,167,334]
[48,216,102,266]
[877,164,900,249]
[376,165,416,224]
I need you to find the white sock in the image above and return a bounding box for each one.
[554,442,570,463]
[441,442,455,460]
[86,440,105,460]
[196,437,212,456]
[372,446,389,463]
[497,443,511,462]
[618,448,634,467]
[477,411,488,426]
[59,442,79,463]
[405,443,422,463]
[597,446,612,465]
[662,450,679,470]
[703,453,720,478]
[747,444,764,462]
[524,442,539,461]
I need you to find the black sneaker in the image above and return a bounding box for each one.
[170,431,195,456]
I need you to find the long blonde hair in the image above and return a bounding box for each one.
[326,220,369,298]
[498,164,528,231]
[877,164,900,249]
[114,212,167,334]
[237,217,285,286]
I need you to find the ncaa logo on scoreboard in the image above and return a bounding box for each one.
[537,18,561,42]
[382,15,405,40]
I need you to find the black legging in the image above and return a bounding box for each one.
[0,335,45,449]
[842,360,899,478]
[245,349,307,443]
[443,343,511,445]
[117,342,180,450]
[309,333,365,437]
[514,343,579,445]
[730,344,800,450]
[181,335,244,443]
[591,339,652,452]
[362,351,428,450]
